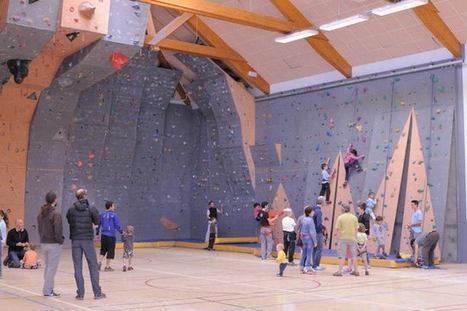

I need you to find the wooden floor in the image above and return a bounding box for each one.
[1,247,466,311]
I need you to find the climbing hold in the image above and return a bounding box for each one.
[79,1,96,19]
[110,52,129,70]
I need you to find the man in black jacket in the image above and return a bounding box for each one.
[5,219,29,268]
[66,188,105,300]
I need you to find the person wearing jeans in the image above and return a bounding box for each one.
[38,191,64,297]
[5,219,29,268]
[67,189,105,300]
[298,206,317,273]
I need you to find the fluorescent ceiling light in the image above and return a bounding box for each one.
[371,0,428,16]
[275,29,319,44]
[319,14,369,31]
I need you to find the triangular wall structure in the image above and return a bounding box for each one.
[329,152,354,250]
[399,110,438,256]
[270,183,292,245]
[375,112,411,252]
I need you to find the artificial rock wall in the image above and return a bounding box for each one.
[25,51,258,243]
[256,67,458,261]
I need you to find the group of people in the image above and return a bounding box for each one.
[254,193,440,278]
[0,188,135,301]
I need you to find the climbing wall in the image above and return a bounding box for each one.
[270,183,290,246]
[257,67,457,260]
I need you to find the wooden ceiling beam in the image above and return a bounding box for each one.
[413,1,462,58]
[140,0,297,33]
[271,0,352,78]
[185,16,270,94]
[148,12,193,46]
[156,38,243,61]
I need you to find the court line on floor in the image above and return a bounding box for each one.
[0,281,97,311]
[0,288,65,311]
[136,265,422,311]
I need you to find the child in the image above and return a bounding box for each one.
[276,244,287,277]
[207,218,217,251]
[357,223,370,275]
[122,225,134,272]
[343,144,365,187]
[365,191,377,221]
[319,160,334,204]
[371,216,388,258]
[22,244,38,269]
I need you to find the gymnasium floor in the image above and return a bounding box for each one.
[0,247,466,311]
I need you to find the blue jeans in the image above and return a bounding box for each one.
[313,233,323,268]
[300,239,313,269]
[9,250,24,268]
[72,240,102,297]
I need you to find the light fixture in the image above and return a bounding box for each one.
[275,29,319,44]
[319,14,369,31]
[371,0,428,16]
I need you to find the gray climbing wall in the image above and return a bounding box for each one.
[256,67,458,261]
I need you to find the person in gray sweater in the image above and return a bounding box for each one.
[66,189,105,300]
[37,191,64,297]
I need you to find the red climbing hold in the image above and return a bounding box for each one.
[110,52,129,70]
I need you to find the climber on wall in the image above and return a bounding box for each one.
[343,144,365,187]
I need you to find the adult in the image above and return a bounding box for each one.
[414,226,440,269]
[96,201,122,271]
[312,196,325,270]
[298,206,317,273]
[37,191,64,297]
[256,201,278,260]
[281,208,296,265]
[333,205,359,277]
[407,200,423,256]
[5,219,29,268]
[205,201,223,243]
[66,188,105,300]
[358,202,370,235]
[0,210,8,278]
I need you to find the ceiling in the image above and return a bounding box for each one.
[151,0,467,89]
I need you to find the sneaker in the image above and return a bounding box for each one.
[350,271,360,276]
[365,271,369,276]
[75,295,84,301]
[333,272,343,277]
[44,291,60,297]
[314,266,326,271]
[123,266,127,272]
[98,262,102,271]
[128,266,134,271]
[288,262,296,266]
[94,293,106,300]
[276,273,283,277]
[104,267,114,272]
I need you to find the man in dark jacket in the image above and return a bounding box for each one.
[5,218,29,268]
[66,188,105,300]
[312,196,324,270]
[37,191,64,297]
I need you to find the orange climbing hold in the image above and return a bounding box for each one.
[110,52,129,70]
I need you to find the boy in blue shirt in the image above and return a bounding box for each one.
[96,201,122,271]
[319,160,333,204]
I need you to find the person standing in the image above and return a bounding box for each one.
[205,201,223,243]
[37,191,64,296]
[281,208,296,265]
[298,206,317,273]
[66,188,105,300]
[5,219,29,268]
[257,202,278,260]
[333,205,359,277]
[312,196,325,270]
[407,200,423,256]
[0,210,7,278]
[96,201,122,271]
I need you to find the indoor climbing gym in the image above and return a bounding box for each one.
[1,0,467,310]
